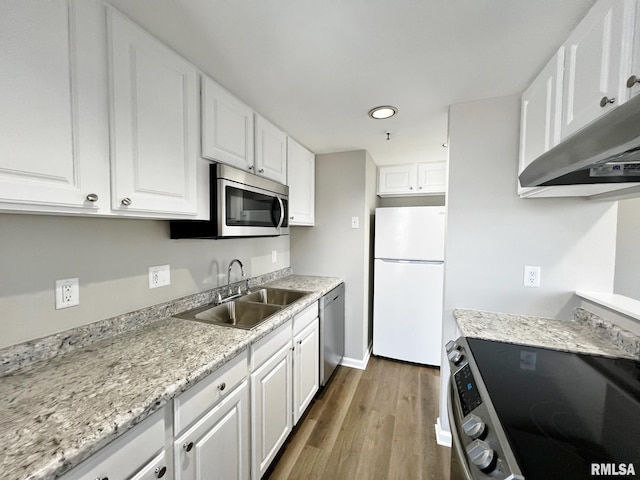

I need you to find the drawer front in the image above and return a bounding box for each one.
[61,407,165,480]
[250,319,292,371]
[130,452,169,480]
[293,302,318,336]
[174,349,248,435]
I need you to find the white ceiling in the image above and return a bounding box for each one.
[106,0,595,166]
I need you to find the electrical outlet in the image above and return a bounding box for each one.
[149,264,170,289]
[55,278,79,309]
[351,216,359,229]
[523,266,541,287]
[271,250,277,263]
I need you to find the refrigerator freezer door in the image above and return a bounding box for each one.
[373,259,443,366]
[374,206,445,261]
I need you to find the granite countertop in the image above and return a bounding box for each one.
[454,308,640,359]
[0,274,343,480]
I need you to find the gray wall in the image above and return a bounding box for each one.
[614,197,640,299]
[290,150,378,364]
[378,194,446,208]
[0,213,289,348]
[438,95,618,433]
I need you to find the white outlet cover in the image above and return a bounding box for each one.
[55,278,79,309]
[271,250,277,263]
[523,266,541,287]
[351,216,360,229]
[149,265,171,289]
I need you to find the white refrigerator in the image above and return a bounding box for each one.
[372,206,445,366]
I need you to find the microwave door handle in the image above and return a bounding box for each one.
[276,196,285,229]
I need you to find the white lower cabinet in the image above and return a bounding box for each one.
[250,321,294,480]
[292,309,320,426]
[175,380,250,480]
[61,407,168,480]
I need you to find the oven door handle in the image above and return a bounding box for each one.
[448,377,474,480]
[276,196,285,230]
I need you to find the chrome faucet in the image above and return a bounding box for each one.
[227,259,246,295]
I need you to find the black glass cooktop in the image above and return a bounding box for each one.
[466,338,640,480]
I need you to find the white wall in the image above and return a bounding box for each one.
[0,213,289,348]
[290,150,378,364]
[614,197,640,299]
[438,95,618,433]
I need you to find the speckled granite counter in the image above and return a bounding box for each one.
[454,308,640,359]
[0,274,343,480]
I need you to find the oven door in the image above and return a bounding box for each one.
[217,178,289,237]
[448,378,474,480]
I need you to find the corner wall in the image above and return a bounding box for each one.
[290,150,378,365]
[438,95,618,435]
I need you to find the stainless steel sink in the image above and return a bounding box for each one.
[237,287,310,306]
[174,287,311,330]
[174,301,281,330]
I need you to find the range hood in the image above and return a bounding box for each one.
[519,93,640,188]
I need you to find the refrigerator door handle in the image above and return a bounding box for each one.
[377,258,444,264]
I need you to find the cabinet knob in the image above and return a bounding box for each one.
[218,382,226,392]
[409,186,414,190]
[418,186,422,190]
[86,193,99,202]
[600,96,616,107]
[627,75,640,88]
[258,168,264,174]
[290,216,294,220]
[121,197,132,206]
[248,165,254,171]
[95,477,108,480]
[183,441,194,452]
[155,466,167,478]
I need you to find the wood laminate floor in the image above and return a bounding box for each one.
[266,355,451,480]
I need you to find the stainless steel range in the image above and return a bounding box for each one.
[447,337,640,479]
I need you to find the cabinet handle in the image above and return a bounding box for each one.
[218,382,226,392]
[121,197,132,206]
[86,193,99,202]
[94,477,108,480]
[599,96,615,107]
[258,168,264,174]
[155,466,167,478]
[627,75,640,88]
[183,441,194,452]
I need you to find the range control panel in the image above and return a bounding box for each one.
[454,363,483,416]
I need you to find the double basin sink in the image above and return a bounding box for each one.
[174,287,311,330]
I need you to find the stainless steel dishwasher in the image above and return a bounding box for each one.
[319,283,345,386]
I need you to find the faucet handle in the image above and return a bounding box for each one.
[214,292,223,304]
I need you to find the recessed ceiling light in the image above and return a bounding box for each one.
[368,106,398,119]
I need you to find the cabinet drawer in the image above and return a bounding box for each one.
[174,350,248,435]
[61,407,165,480]
[250,319,292,371]
[293,302,319,336]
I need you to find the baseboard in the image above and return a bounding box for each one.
[435,417,452,447]
[340,345,372,370]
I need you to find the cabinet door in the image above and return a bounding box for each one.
[286,137,315,225]
[630,3,640,99]
[255,114,287,184]
[251,342,293,480]
[108,8,198,217]
[0,0,109,214]
[377,164,417,195]
[130,452,169,480]
[202,76,254,171]
[519,48,565,194]
[293,318,320,425]
[416,162,447,195]
[561,0,635,138]
[176,381,250,480]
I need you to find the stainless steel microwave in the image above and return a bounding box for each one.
[170,163,289,239]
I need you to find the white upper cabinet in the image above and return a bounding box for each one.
[201,76,255,171]
[255,114,287,184]
[519,48,565,195]
[630,3,640,99]
[107,8,198,217]
[561,0,636,139]
[286,138,315,226]
[417,162,447,194]
[0,0,110,214]
[378,162,446,197]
